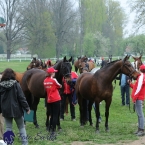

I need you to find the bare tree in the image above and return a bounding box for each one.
[129,0,145,32]
[21,0,56,58]
[49,0,77,59]
[0,0,25,59]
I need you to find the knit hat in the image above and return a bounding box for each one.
[47,67,58,73]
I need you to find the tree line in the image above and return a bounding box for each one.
[0,0,144,59]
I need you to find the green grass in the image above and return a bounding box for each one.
[0,61,142,145]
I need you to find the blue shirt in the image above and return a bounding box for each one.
[121,74,126,87]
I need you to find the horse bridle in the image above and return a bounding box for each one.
[61,62,71,77]
[121,61,136,78]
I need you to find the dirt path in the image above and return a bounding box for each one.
[71,136,145,145]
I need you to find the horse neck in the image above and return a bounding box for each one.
[95,61,122,82]
[54,62,63,84]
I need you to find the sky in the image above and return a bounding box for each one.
[116,0,135,37]
[115,0,143,37]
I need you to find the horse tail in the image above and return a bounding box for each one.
[21,70,34,108]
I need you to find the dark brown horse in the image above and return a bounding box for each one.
[21,56,72,129]
[75,55,140,133]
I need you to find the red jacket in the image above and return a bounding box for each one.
[71,71,78,79]
[63,71,78,94]
[44,77,61,103]
[130,73,145,102]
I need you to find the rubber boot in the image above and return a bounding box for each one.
[136,129,144,136]
[134,127,139,134]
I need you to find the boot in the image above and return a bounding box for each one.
[49,131,57,141]
[136,129,144,136]
[134,127,139,134]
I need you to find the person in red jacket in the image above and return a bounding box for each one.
[128,64,145,136]
[43,67,62,140]
[60,71,78,121]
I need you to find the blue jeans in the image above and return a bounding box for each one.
[120,85,130,105]
[135,100,144,129]
[4,116,28,145]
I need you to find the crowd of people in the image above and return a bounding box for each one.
[0,57,145,144]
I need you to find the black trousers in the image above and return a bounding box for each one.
[48,100,60,131]
[60,93,75,119]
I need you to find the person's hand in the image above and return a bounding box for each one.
[27,109,30,114]
[127,79,131,84]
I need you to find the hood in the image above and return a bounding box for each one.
[0,80,17,89]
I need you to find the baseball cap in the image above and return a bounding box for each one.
[47,67,58,73]
[140,64,145,70]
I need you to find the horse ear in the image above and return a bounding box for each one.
[69,56,72,62]
[132,55,136,60]
[63,56,66,62]
[139,55,142,59]
[124,55,130,61]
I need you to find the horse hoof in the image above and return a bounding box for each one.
[96,130,100,134]
[35,125,39,128]
[80,125,84,128]
[58,127,62,132]
[105,129,109,132]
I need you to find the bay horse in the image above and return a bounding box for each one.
[132,55,143,71]
[75,55,140,133]
[73,57,81,73]
[78,57,95,73]
[21,56,72,129]
[27,57,47,70]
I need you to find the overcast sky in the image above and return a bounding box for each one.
[116,0,135,37]
[115,0,144,37]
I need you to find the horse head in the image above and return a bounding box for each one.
[132,55,143,71]
[121,55,140,80]
[27,58,42,70]
[54,56,72,84]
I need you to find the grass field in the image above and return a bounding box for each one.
[0,61,143,145]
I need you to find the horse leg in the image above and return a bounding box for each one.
[95,101,100,133]
[88,101,93,126]
[32,97,40,128]
[82,98,88,125]
[78,96,84,126]
[105,98,112,132]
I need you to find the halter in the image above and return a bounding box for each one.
[121,60,136,78]
[134,60,143,71]
[61,61,71,77]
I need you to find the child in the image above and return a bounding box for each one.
[60,71,78,121]
[128,64,145,136]
[43,67,62,140]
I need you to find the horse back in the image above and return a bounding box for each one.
[15,72,24,83]
[21,69,46,98]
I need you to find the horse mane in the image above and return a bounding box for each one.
[101,59,121,69]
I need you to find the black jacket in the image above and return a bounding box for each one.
[116,73,130,86]
[0,80,29,117]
